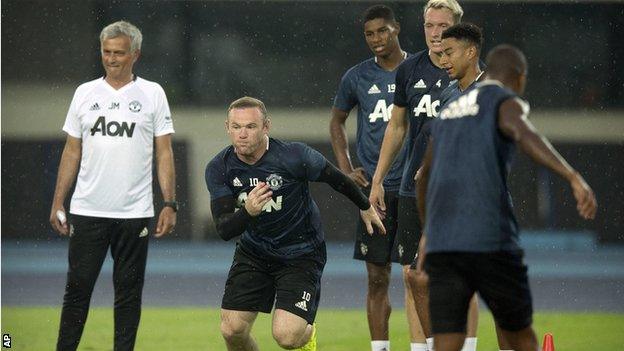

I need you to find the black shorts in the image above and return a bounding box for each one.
[394,196,422,265]
[425,251,533,334]
[221,243,326,324]
[353,190,399,264]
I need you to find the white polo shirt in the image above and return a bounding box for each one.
[63,76,175,218]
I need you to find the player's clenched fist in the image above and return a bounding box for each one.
[244,182,273,216]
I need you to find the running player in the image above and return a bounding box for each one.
[206,96,385,351]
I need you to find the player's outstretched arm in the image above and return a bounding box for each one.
[329,107,369,187]
[49,135,82,235]
[210,182,273,241]
[370,105,408,213]
[155,134,177,237]
[498,98,597,220]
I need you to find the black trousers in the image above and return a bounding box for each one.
[57,215,150,351]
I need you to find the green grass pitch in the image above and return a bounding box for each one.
[2,307,623,350]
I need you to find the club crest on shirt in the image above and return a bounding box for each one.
[360,243,368,256]
[266,174,283,191]
[128,100,142,113]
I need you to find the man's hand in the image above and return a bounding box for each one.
[368,183,386,219]
[348,167,370,188]
[50,206,69,236]
[360,205,386,236]
[570,172,597,220]
[244,182,273,216]
[155,207,176,237]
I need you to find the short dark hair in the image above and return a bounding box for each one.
[486,44,528,78]
[442,22,483,52]
[362,5,396,24]
[227,96,268,121]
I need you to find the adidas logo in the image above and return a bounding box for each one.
[295,300,308,311]
[89,103,100,111]
[414,79,427,89]
[233,177,243,187]
[368,84,381,94]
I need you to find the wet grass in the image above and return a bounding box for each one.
[2,307,624,350]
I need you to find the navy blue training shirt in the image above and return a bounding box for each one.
[333,55,410,192]
[205,138,327,259]
[425,81,521,253]
[439,70,486,108]
[393,50,450,197]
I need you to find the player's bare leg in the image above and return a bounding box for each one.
[403,265,427,346]
[434,332,466,351]
[466,295,478,336]
[221,309,259,351]
[272,309,313,349]
[408,266,432,336]
[366,262,392,341]
[495,322,514,350]
[498,326,538,351]
[464,294,479,350]
[409,268,481,350]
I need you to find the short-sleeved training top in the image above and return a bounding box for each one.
[425,81,521,253]
[393,50,450,197]
[333,54,411,191]
[63,76,174,218]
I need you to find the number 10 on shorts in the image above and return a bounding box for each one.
[301,291,311,301]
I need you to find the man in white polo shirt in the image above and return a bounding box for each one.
[49,21,177,351]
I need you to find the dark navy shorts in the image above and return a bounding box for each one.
[395,196,423,265]
[222,243,326,324]
[425,250,533,333]
[354,190,400,264]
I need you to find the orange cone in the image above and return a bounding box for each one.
[542,333,555,351]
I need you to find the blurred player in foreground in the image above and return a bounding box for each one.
[205,96,385,351]
[416,44,597,351]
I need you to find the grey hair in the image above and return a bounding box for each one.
[423,0,464,24]
[100,21,143,52]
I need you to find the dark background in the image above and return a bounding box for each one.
[2,1,623,108]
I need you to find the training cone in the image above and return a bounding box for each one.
[542,333,555,351]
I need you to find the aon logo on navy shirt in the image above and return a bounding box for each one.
[413,94,441,118]
[368,99,395,123]
[237,192,283,213]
